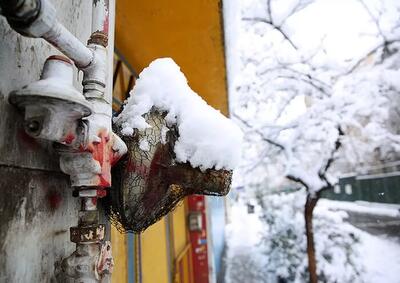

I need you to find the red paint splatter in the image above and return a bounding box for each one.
[126,159,149,178]
[87,130,113,188]
[63,133,75,145]
[47,192,62,210]
[96,189,107,198]
[80,129,125,188]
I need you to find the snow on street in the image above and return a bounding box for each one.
[319,199,400,241]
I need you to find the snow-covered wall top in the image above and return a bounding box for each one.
[115,58,243,171]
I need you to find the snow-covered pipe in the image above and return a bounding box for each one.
[0,0,93,68]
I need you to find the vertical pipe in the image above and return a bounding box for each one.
[92,0,109,35]
[105,0,115,106]
[127,233,135,283]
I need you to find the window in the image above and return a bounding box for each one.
[345,184,352,195]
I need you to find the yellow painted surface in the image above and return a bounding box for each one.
[141,218,170,283]
[171,200,194,283]
[110,226,128,283]
[172,202,187,256]
[115,0,229,115]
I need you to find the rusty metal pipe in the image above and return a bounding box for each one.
[0,0,93,68]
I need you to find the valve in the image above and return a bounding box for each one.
[9,55,92,147]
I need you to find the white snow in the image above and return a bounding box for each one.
[319,199,400,218]
[359,230,400,283]
[160,125,169,145]
[115,58,243,171]
[138,138,150,151]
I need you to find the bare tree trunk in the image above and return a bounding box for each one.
[305,194,319,283]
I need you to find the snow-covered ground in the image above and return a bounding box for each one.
[225,199,400,283]
[319,199,400,217]
[358,229,400,283]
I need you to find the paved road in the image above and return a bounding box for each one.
[345,211,400,241]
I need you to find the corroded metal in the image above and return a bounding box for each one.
[97,241,114,276]
[70,224,105,243]
[88,31,108,47]
[61,242,112,282]
[62,189,112,282]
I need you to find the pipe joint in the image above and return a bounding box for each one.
[82,42,108,99]
[61,242,113,282]
[0,0,41,31]
[3,0,56,38]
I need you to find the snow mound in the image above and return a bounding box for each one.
[115,58,243,170]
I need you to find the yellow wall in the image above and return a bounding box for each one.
[110,226,128,282]
[141,219,170,283]
[115,0,229,114]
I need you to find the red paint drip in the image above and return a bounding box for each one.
[87,130,112,188]
[97,189,107,198]
[63,133,75,145]
[83,129,125,188]
[103,13,109,34]
[126,159,149,178]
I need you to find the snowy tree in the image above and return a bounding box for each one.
[232,0,400,282]
[256,190,364,283]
